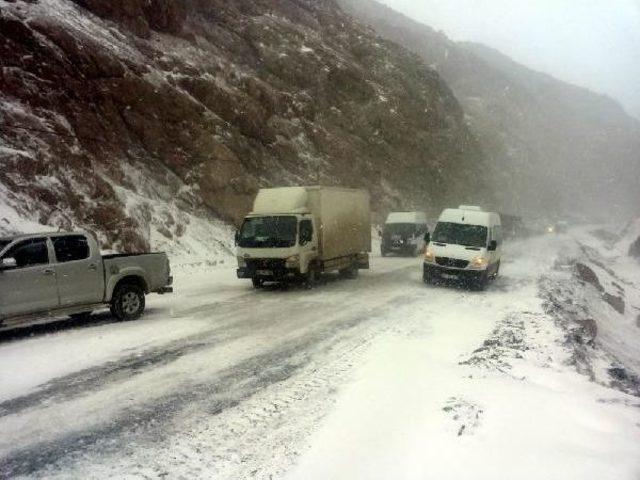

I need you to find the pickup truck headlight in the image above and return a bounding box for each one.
[424,250,435,263]
[470,256,489,269]
[285,255,300,267]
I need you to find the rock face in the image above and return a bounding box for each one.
[338,0,640,221]
[0,0,490,251]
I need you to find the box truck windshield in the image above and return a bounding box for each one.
[432,222,488,248]
[239,216,297,248]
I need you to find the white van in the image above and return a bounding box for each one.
[423,206,502,290]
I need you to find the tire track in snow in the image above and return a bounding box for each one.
[0,267,422,478]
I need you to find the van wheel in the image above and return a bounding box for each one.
[471,272,488,291]
[252,277,264,289]
[111,284,145,321]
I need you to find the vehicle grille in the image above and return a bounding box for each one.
[435,257,469,269]
[246,258,286,270]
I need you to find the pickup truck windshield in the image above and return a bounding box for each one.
[239,216,297,248]
[432,222,488,248]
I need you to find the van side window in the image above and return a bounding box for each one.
[494,226,503,244]
[2,238,49,268]
[53,235,90,263]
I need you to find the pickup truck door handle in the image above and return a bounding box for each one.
[88,264,98,271]
[43,268,56,276]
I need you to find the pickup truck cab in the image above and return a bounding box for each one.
[423,206,502,290]
[0,231,173,329]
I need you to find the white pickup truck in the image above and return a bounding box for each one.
[0,231,173,329]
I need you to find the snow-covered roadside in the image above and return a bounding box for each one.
[286,232,640,480]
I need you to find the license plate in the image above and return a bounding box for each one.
[441,273,458,279]
[256,269,272,276]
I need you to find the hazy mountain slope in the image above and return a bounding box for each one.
[339,0,640,220]
[0,0,490,252]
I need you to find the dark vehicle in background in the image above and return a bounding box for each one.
[380,211,429,257]
[0,232,173,330]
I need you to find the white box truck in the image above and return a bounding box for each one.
[423,206,502,290]
[236,186,371,287]
[380,211,429,257]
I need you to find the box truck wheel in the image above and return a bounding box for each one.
[305,265,320,289]
[340,263,359,279]
[111,284,145,321]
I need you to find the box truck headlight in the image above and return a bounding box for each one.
[424,249,435,262]
[471,256,488,269]
[285,255,300,267]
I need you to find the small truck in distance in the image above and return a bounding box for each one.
[236,186,371,288]
[0,231,173,330]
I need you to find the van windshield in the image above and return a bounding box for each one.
[384,223,418,237]
[432,222,488,248]
[239,216,297,248]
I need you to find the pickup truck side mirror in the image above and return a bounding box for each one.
[0,257,17,270]
[488,240,498,251]
[423,232,431,244]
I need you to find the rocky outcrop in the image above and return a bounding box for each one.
[0,0,489,251]
[339,0,640,221]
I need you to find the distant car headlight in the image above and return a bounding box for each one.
[546,226,555,233]
[470,256,489,269]
[424,250,435,262]
[285,255,300,267]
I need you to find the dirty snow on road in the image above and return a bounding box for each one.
[1,232,639,479]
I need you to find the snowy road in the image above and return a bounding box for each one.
[1,233,639,479]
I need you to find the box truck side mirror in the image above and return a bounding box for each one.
[234,230,240,246]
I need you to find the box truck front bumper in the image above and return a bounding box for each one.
[237,259,300,281]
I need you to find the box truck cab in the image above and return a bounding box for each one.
[236,186,371,288]
[380,211,429,257]
[423,206,502,290]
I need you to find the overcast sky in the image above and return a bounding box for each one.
[380,0,640,119]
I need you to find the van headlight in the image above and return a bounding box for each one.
[285,255,300,267]
[470,256,488,269]
[424,250,435,263]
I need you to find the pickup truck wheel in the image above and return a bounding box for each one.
[252,277,264,289]
[111,284,145,321]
